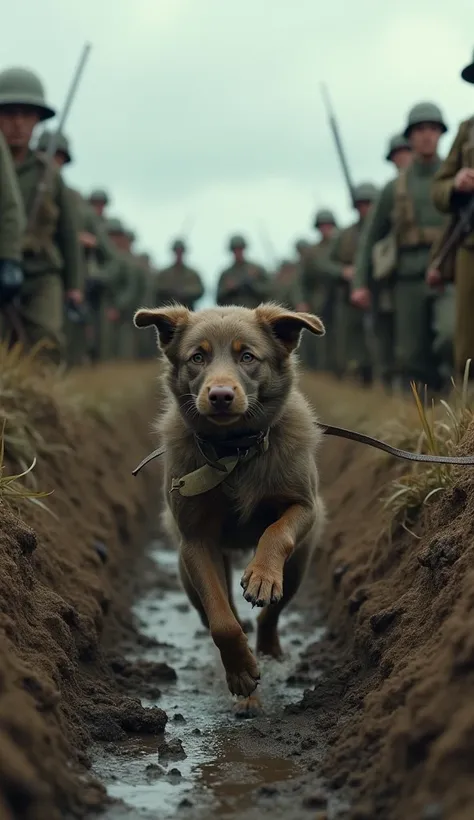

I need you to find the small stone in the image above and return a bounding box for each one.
[370,608,399,634]
[179,797,193,808]
[158,738,186,761]
[192,727,201,735]
[173,713,186,722]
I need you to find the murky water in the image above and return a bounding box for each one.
[92,540,325,818]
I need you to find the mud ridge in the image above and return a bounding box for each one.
[299,375,474,820]
[0,362,165,820]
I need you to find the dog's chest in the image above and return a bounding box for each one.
[220,497,288,551]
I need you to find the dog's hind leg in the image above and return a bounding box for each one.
[179,554,209,629]
[256,536,314,659]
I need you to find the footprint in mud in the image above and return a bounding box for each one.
[92,539,326,819]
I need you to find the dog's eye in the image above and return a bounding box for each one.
[190,352,205,364]
[240,351,255,363]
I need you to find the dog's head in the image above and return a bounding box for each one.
[134,303,324,435]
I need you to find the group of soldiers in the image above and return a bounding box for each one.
[0,65,206,367]
[268,48,474,393]
[1,51,474,393]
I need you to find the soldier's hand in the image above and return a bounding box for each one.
[351,288,371,309]
[79,231,97,248]
[107,307,120,322]
[66,289,83,305]
[426,268,444,290]
[454,168,474,193]
[342,265,354,282]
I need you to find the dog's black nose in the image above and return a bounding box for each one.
[208,385,235,410]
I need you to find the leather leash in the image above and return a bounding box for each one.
[132,421,474,476]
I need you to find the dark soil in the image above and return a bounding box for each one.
[0,364,166,820]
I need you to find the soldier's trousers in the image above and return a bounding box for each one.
[454,246,474,377]
[333,294,371,378]
[393,278,454,390]
[0,272,65,366]
[107,318,135,359]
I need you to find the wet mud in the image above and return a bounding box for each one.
[93,539,341,819]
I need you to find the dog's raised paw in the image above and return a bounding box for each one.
[240,564,283,608]
[234,694,263,719]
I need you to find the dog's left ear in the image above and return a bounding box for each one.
[256,304,325,352]
[134,305,191,348]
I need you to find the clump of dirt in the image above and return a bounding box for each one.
[0,363,167,820]
[298,376,474,820]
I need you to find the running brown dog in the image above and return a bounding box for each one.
[134,302,326,716]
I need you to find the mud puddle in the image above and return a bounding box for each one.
[92,540,328,818]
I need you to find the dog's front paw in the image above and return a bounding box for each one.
[240,563,283,607]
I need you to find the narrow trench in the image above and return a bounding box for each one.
[91,537,344,819]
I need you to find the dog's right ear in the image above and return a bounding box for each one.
[133,306,190,348]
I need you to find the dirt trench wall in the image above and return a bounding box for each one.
[300,375,474,820]
[0,363,165,820]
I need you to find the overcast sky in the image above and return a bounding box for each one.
[4,0,474,304]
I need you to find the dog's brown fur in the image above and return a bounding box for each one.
[134,302,326,715]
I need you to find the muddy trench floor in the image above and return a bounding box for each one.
[91,537,346,820]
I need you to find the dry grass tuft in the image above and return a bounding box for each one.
[384,363,473,524]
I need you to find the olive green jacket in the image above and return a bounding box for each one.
[155,263,204,308]
[272,263,304,309]
[354,157,444,288]
[216,260,271,308]
[432,118,474,249]
[0,131,25,261]
[301,236,342,311]
[15,151,82,289]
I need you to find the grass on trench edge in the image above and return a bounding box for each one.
[383,361,473,526]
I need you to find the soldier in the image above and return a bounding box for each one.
[300,211,342,373]
[216,234,271,308]
[386,133,413,171]
[431,52,474,378]
[272,257,305,310]
[154,238,204,309]
[328,184,378,384]
[105,218,142,359]
[0,129,25,330]
[0,67,82,365]
[352,102,454,392]
[37,130,120,365]
[136,251,157,358]
[88,189,109,219]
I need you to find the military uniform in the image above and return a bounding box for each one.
[0,130,25,263]
[300,212,342,373]
[216,234,271,308]
[328,184,378,383]
[105,218,142,359]
[354,103,454,390]
[0,69,82,364]
[272,258,304,309]
[155,239,204,309]
[431,52,474,376]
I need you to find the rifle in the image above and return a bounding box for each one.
[320,83,356,209]
[28,42,92,231]
[5,43,92,348]
[431,195,474,276]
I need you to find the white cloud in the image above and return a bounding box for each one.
[1,0,473,298]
